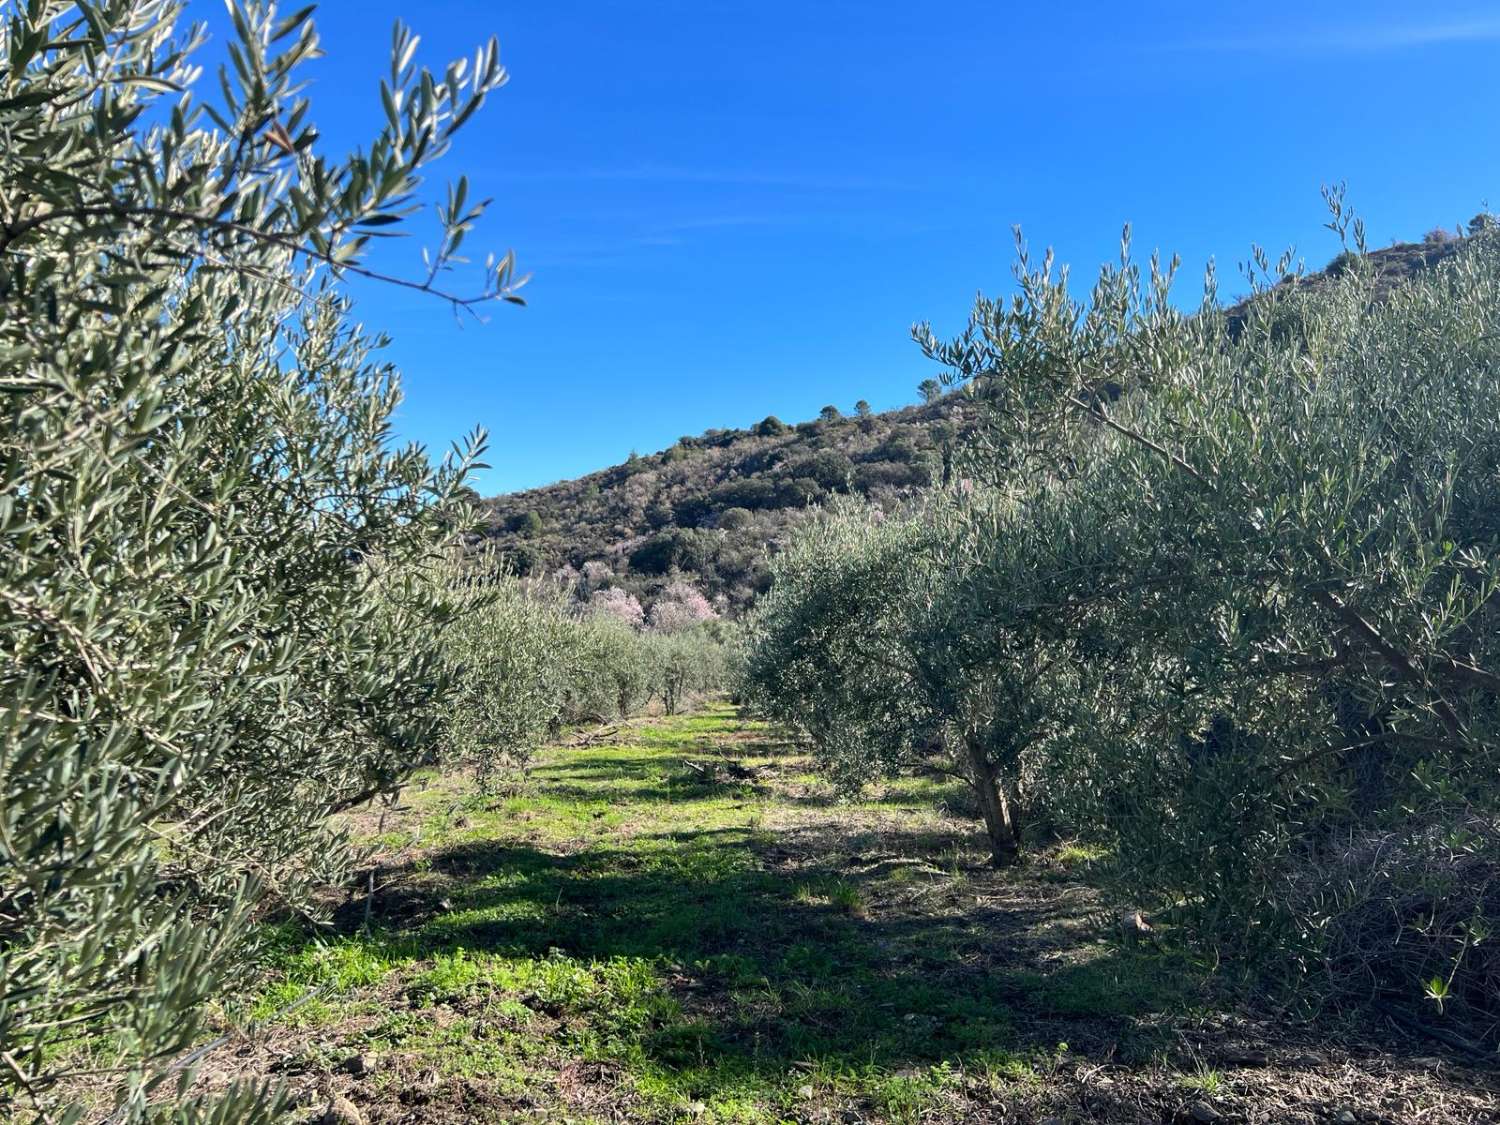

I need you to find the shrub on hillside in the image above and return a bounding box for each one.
[630,528,718,576]
[712,477,779,511]
[854,459,931,492]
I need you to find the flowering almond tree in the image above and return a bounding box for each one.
[648,579,717,633]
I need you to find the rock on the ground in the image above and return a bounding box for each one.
[338,1053,373,1077]
[319,1095,364,1125]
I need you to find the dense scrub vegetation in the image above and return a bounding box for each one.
[479,395,972,613]
[744,208,1500,1045]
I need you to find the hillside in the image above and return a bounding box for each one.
[480,223,1484,616]
[479,394,975,613]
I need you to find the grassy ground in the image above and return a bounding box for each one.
[192,704,1498,1123]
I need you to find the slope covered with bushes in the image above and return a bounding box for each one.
[482,224,1481,620]
[479,396,973,613]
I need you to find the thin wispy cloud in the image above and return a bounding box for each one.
[490,164,918,193]
[524,215,804,268]
[1168,16,1500,54]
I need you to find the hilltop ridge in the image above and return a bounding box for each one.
[479,393,973,612]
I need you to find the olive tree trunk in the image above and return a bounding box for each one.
[964,734,1022,865]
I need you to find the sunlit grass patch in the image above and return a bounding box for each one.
[793,877,868,917]
[1053,841,1111,868]
[222,704,1225,1123]
[1177,1063,1227,1096]
[235,928,412,1026]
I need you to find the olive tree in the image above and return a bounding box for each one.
[917,208,1500,1027]
[740,496,1067,864]
[435,556,577,786]
[741,502,945,788]
[0,2,519,1117]
[644,627,728,716]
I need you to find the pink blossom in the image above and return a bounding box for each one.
[648,581,717,633]
[587,586,645,628]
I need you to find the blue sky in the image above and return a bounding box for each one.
[227,2,1500,493]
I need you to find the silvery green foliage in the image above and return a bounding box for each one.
[917,211,1500,1021]
[741,500,945,792]
[436,555,728,783]
[0,2,516,1116]
[572,611,656,719]
[644,626,727,716]
[437,558,578,785]
[740,496,1045,862]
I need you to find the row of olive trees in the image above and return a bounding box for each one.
[436,554,729,786]
[0,3,525,1120]
[744,211,1500,1035]
[740,498,1057,865]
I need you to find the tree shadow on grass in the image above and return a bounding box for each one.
[334,824,1193,1085]
[523,745,813,807]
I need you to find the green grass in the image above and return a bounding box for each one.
[235,703,1207,1122]
[1177,1063,1227,1096]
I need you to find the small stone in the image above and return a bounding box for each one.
[338,1053,373,1077]
[1334,1112,1358,1125]
[319,1096,364,1125]
[797,1084,816,1099]
[1039,1118,1067,1125]
[1187,1102,1223,1123]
